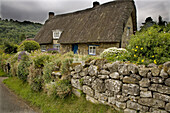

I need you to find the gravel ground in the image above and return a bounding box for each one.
[0,77,36,113]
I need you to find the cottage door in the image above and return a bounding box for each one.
[72,44,78,54]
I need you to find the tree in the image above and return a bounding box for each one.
[18,40,40,53]
[158,16,167,26]
[140,17,156,31]
[3,42,18,54]
[19,34,26,42]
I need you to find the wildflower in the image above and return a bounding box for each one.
[141,47,143,50]
[134,54,136,57]
[141,59,144,62]
[132,49,134,51]
[135,49,137,52]
[136,46,138,48]
[152,55,154,58]
[154,60,157,64]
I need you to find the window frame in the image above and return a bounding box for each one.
[53,29,62,39]
[41,45,46,52]
[88,45,97,55]
[53,44,60,51]
[127,27,130,36]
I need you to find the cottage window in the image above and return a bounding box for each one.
[89,46,96,55]
[41,45,46,52]
[53,44,60,51]
[53,30,62,39]
[127,27,130,36]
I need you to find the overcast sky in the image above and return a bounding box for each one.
[0,0,170,29]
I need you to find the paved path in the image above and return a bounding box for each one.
[0,77,36,113]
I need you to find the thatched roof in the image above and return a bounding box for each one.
[34,0,137,44]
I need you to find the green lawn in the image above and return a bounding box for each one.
[3,77,121,113]
[0,69,7,77]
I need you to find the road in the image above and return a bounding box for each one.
[0,77,36,113]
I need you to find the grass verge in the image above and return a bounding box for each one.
[0,69,8,77]
[3,77,121,113]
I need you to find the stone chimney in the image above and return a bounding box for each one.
[93,1,100,8]
[49,12,54,19]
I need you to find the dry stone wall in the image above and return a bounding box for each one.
[70,60,170,113]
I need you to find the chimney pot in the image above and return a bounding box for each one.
[49,12,54,19]
[93,1,100,8]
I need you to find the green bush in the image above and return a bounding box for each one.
[43,62,55,83]
[33,54,50,68]
[3,42,18,54]
[127,25,170,64]
[60,58,73,75]
[18,40,40,53]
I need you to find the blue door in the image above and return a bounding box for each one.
[72,44,78,54]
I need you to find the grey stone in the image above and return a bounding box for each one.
[165,103,170,112]
[130,74,141,81]
[167,68,170,75]
[118,64,130,75]
[147,72,152,78]
[109,72,120,79]
[150,108,168,113]
[108,97,116,104]
[140,91,152,97]
[138,65,146,68]
[86,95,99,104]
[83,85,94,97]
[108,61,119,72]
[163,61,170,68]
[99,70,110,75]
[75,64,83,73]
[105,79,122,93]
[123,76,139,84]
[148,63,158,68]
[72,88,82,97]
[88,65,98,76]
[138,98,165,108]
[165,78,170,87]
[95,91,107,101]
[116,101,126,109]
[82,76,94,86]
[139,68,150,77]
[153,92,170,102]
[139,78,150,87]
[149,84,170,95]
[89,59,96,65]
[95,59,107,69]
[122,84,140,96]
[71,78,82,90]
[128,96,140,102]
[98,75,109,79]
[127,100,149,112]
[151,77,163,83]
[127,64,138,74]
[151,68,160,76]
[103,90,114,97]
[92,78,105,92]
[160,69,168,79]
[79,68,88,76]
[140,87,148,91]
[72,73,81,79]
[124,108,137,113]
[116,95,128,102]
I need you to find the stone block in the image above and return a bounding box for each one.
[153,92,170,102]
[116,95,128,102]
[75,64,83,73]
[86,95,99,104]
[160,69,168,79]
[108,97,116,104]
[123,76,139,84]
[105,79,122,93]
[71,78,82,90]
[118,64,130,75]
[92,78,105,92]
[95,91,107,101]
[103,90,114,97]
[139,68,150,77]
[149,84,170,95]
[116,101,126,109]
[88,65,98,76]
[72,73,81,79]
[108,62,119,72]
[165,103,170,112]
[128,96,140,102]
[72,88,82,97]
[165,78,170,87]
[127,100,149,112]
[98,75,109,79]
[99,70,110,75]
[151,68,160,76]
[130,74,141,81]
[138,98,165,108]
[127,64,138,74]
[79,68,88,76]
[83,85,94,97]
[140,87,148,91]
[82,76,94,86]
[150,108,168,113]
[151,77,163,83]
[139,78,150,87]
[124,108,137,113]
[140,91,152,98]
[122,84,140,96]
[110,72,120,79]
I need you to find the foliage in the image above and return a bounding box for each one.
[47,48,59,54]
[3,42,18,54]
[0,69,7,77]
[0,19,42,45]
[60,58,73,75]
[43,62,55,83]
[18,40,40,53]
[127,25,170,64]
[4,77,119,113]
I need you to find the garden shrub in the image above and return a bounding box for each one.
[43,62,55,83]
[33,54,50,68]
[18,40,40,53]
[3,42,18,54]
[60,58,73,75]
[127,25,170,64]
[47,48,59,54]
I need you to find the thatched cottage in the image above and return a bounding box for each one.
[34,0,137,55]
